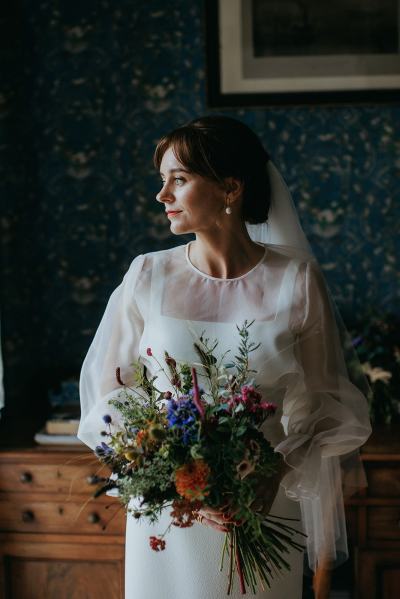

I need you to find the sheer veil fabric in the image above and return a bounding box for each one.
[78,159,372,577]
[247,161,372,570]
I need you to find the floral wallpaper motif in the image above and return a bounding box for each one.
[0,1,399,421]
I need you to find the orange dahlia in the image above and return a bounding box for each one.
[135,429,147,447]
[175,459,210,500]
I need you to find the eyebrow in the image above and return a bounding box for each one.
[160,168,191,176]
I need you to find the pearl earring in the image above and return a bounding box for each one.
[225,195,232,214]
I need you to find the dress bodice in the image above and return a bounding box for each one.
[137,243,303,448]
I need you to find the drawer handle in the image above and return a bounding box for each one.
[20,472,33,484]
[21,510,35,523]
[87,512,100,524]
[86,474,106,485]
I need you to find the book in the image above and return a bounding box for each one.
[45,417,80,435]
[34,427,84,446]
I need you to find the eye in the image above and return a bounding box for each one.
[174,177,185,185]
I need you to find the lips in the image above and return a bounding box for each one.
[166,210,182,215]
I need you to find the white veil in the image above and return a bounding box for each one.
[246,161,372,572]
[247,162,314,258]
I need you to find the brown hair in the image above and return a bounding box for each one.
[153,115,271,224]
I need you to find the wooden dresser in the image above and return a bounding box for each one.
[0,445,126,599]
[0,426,399,599]
[346,426,400,599]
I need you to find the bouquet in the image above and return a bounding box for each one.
[92,320,305,595]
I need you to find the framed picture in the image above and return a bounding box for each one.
[205,0,400,107]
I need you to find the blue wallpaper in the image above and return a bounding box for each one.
[1,1,399,422]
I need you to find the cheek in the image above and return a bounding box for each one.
[186,186,222,214]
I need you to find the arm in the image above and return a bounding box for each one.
[275,260,371,495]
[274,260,371,570]
[77,254,145,451]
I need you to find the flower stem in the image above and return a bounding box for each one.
[235,535,246,594]
[227,530,235,595]
[191,367,205,419]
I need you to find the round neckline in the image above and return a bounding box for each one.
[185,241,267,282]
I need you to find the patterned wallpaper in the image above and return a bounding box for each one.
[1,1,399,422]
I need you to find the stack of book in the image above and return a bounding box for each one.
[34,380,84,446]
[34,412,83,445]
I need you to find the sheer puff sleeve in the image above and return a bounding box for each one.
[274,259,372,571]
[77,254,145,451]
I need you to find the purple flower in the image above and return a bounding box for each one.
[166,396,200,445]
[102,414,112,424]
[351,335,364,347]
[94,441,114,458]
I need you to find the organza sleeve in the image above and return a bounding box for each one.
[77,254,145,451]
[274,260,372,569]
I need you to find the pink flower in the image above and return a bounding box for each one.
[259,402,277,415]
[146,347,153,356]
[241,385,263,408]
[227,386,277,418]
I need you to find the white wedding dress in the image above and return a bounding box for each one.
[78,241,371,598]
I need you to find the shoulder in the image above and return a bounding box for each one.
[264,243,312,274]
[139,243,186,271]
[126,243,186,284]
[141,243,185,260]
[126,243,184,266]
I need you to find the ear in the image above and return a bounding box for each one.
[224,177,244,202]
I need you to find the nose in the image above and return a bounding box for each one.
[156,182,174,204]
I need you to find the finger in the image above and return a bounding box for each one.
[201,506,220,516]
[201,505,239,519]
[199,509,237,526]
[200,516,229,533]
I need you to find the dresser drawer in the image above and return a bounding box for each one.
[0,459,111,495]
[367,507,400,541]
[366,464,400,498]
[0,497,126,535]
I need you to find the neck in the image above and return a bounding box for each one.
[188,222,265,279]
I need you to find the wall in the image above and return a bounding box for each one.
[1,1,399,424]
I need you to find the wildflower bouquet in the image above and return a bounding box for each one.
[93,320,304,595]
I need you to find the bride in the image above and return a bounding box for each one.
[78,115,371,598]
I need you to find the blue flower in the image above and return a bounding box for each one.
[95,441,114,458]
[166,396,200,445]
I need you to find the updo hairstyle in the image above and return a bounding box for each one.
[153,115,271,224]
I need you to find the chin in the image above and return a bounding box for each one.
[169,222,195,236]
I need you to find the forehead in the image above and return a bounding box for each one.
[159,146,188,174]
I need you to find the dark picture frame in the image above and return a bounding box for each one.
[204,0,400,108]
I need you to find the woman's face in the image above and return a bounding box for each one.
[156,146,227,235]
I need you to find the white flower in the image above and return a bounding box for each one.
[361,361,392,384]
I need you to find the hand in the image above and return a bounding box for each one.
[249,456,291,518]
[193,456,291,530]
[193,502,240,533]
